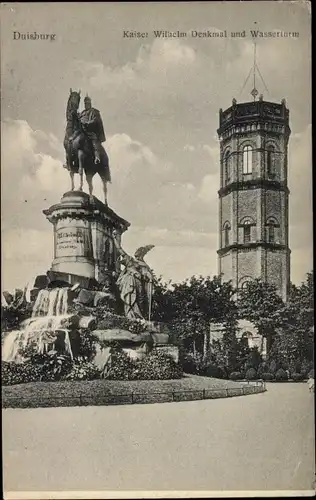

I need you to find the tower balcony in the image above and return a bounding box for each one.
[218,178,290,198]
[217,241,291,256]
[218,99,291,137]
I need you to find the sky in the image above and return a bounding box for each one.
[1,1,312,291]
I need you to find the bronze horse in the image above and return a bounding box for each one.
[63,89,111,203]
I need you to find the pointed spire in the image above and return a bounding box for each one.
[251,22,258,101]
[239,21,269,101]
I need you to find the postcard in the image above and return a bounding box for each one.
[1,1,314,498]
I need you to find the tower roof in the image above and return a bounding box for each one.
[218,98,290,136]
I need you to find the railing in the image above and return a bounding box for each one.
[2,381,266,409]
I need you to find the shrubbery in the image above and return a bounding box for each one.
[245,368,257,380]
[275,368,288,381]
[76,329,99,360]
[66,359,101,381]
[291,373,304,381]
[102,348,183,381]
[102,348,135,380]
[204,364,226,379]
[2,362,27,385]
[2,344,183,385]
[261,372,274,381]
[136,350,183,380]
[229,371,242,380]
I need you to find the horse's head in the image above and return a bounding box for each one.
[66,88,81,118]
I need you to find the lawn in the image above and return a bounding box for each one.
[2,375,266,408]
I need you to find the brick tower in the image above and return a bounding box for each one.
[217,96,291,301]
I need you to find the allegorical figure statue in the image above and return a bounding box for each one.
[112,230,155,321]
[79,95,106,164]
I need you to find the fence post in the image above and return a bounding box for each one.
[226,388,229,397]
[203,389,206,399]
[131,392,134,404]
[79,394,82,406]
[172,391,175,402]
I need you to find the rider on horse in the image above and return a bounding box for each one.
[79,95,106,164]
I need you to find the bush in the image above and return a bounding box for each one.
[245,368,257,380]
[2,349,75,385]
[275,368,288,381]
[204,364,226,379]
[262,372,274,381]
[308,368,314,378]
[65,360,101,381]
[136,351,183,380]
[291,373,304,381]
[257,362,269,377]
[2,362,26,385]
[77,329,99,360]
[301,359,313,377]
[269,360,277,375]
[181,352,199,374]
[229,371,242,380]
[102,348,135,380]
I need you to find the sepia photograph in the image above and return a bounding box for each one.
[1,1,314,498]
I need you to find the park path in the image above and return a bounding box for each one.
[3,383,315,494]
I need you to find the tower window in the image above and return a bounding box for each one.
[267,146,275,178]
[223,222,231,247]
[224,151,231,185]
[265,217,279,244]
[267,225,275,243]
[244,225,251,243]
[243,145,253,175]
[239,217,256,245]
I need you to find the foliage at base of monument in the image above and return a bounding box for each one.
[101,347,135,380]
[1,303,33,332]
[2,350,74,385]
[136,350,183,380]
[93,309,150,336]
[102,347,183,381]
[77,329,99,360]
[65,359,101,381]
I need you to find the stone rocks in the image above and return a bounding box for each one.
[76,289,95,307]
[75,289,117,310]
[93,345,111,370]
[93,328,142,343]
[47,270,99,290]
[93,291,116,308]
[78,316,96,330]
[150,333,170,346]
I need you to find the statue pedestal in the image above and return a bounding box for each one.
[43,191,130,287]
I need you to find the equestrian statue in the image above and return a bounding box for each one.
[63,89,111,204]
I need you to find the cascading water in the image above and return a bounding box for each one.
[2,288,74,363]
[32,288,69,317]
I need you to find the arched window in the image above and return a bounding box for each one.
[223,221,231,247]
[224,150,231,185]
[265,217,279,244]
[239,216,256,244]
[243,145,253,175]
[267,145,275,178]
[239,276,253,290]
[243,220,251,243]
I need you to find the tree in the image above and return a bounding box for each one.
[152,275,238,358]
[237,279,285,352]
[271,271,314,368]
